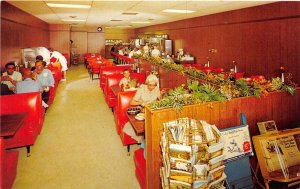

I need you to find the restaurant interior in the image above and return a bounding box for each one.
[1,1,300,189]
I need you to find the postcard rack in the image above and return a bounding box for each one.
[252,128,300,189]
[160,118,226,189]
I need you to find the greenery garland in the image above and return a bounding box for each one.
[136,55,297,112]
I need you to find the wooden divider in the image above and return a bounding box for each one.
[144,89,300,189]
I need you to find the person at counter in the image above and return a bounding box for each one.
[49,48,68,81]
[129,47,142,58]
[1,62,22,92]
[151,45,161,57]
[123,74,161,142]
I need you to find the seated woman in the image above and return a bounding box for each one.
[123,74,161,142]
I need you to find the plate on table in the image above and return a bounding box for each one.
[127,107,141,115]
[135,113,145,121]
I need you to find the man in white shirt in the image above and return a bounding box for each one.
[151,46,161,57]
[0,62,22,91]
[129,47,142,58]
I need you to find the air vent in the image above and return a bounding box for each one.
[110,19,122,21]
[122,12,138,15]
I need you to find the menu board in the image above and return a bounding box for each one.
[221,125,253,162]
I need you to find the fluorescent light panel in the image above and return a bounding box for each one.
[131,21,151,24]
[47,3,91,9]
[62,19,86,22]
[116,25,131,28]
[162,9,195,13]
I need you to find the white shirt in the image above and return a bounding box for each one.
[151,49,160,57]
[50,51,68,71]
[1,71,22,89]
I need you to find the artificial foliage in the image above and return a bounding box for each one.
[139,56,297,112]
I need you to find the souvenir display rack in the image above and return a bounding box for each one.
[252,128,300,189]
[160,118,226,189]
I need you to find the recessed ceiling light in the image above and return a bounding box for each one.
[46,3,91,9]
[122,12,138,15]
[116,25,131,28]
[162,9,195,13]
[111,20,123,22]
[131,21,151,24]
[62,19,86,22]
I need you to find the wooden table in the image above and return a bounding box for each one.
[111,85,121,97]
[127,113,145,135]
[0,112,28,137]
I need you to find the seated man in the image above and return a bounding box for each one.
[16,69,48,108]
[33,61,54,104]
[123,74,161,142]
[1,62,22,92]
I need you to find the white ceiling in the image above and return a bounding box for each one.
[7,0,276,29]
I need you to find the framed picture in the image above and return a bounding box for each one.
[257,120,278,135]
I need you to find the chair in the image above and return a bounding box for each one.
[134,148,146,189]
[115,91,138,153]
[89,63,101,80]
[0,137,19,189]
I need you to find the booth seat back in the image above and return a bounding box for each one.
[105,72,146,108]
[134,148,146,189]
[105,74,124,107]
[100,65,131,90]
[115,91,138,146]
[0,137,19,189]
[0,92,43,149]
[114,91,136,134]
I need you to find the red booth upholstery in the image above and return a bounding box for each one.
[89,63,101,80]
[114,91,138,153]
[134,148,146,189]
[105,73,146,108]
[100,65,131,90]
[0,137,19,189]
[0,92,44,155]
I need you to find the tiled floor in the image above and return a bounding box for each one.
[12,64,140,189]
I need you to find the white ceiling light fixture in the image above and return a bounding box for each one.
[62,19,86,22]
[116,25,132,28]
[131,21,151,24]
[46,3,91,9]
[162,9,195,13]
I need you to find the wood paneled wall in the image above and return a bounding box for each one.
[70,31,87,63]
[49,25,70,63]
[87,32,105,55]
[136,2,300,83]
[1,1,49,69]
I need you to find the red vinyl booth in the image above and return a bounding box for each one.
[0,92,44,155]
[134,148,146,189]
[0,137,19,189]
[114,91,138,153]
[105,73,146,108]
[100,65,132,90]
